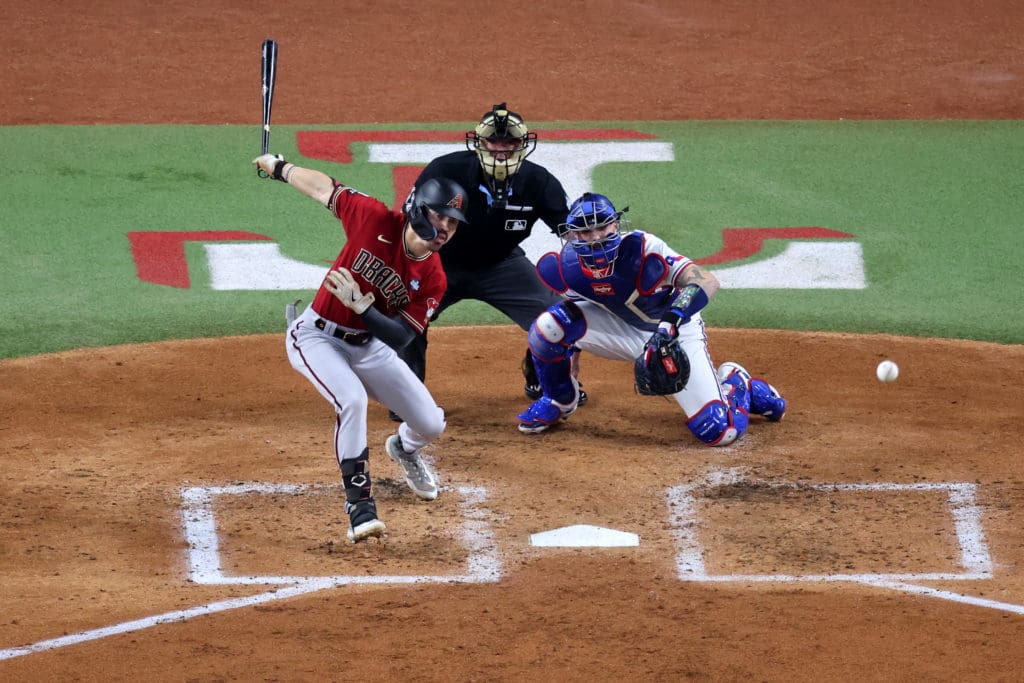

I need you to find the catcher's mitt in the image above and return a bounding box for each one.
[634,332,690,395]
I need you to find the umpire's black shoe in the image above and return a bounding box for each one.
[524,381,542,400]
[522,349,541,399]
[524,382,588,406]
[346,499,386,543]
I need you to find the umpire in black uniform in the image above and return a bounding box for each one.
[393,103,586,417]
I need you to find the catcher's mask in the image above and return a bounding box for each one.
[560,192,629,276]
[466,102,537,185]
[405,178,470,241]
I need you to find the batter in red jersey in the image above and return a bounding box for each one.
[254,152,469,543]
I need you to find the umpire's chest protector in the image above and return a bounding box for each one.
[537,233,674,330]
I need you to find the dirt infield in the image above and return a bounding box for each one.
[3,1,1024,680]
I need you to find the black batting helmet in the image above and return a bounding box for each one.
[405,178,470,240]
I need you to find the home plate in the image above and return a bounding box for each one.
[530,524,639,547]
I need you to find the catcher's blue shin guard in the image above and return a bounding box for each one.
[719,362,786,421]
[527,301,586,405]
[750,379,786,421]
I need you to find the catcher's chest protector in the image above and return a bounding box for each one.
[542,235,672,332]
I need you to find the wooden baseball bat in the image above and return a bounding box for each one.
[258,38,278,178]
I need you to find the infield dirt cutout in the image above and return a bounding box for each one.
[2,1,1024,680]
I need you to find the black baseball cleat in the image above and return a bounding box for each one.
[388,410,402,422]
[346,499,386,543]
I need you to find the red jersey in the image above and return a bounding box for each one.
[312,186,446,334]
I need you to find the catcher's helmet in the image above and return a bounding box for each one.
[406,178,470,241]
[466,102,537,183]
[560,193,629,275]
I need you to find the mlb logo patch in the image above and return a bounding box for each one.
[504,219,528,231]
[592,282,615,296]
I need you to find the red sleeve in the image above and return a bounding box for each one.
[329,185,391,238]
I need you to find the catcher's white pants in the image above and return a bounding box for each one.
[286,305,445,468]
[571,303,727,418]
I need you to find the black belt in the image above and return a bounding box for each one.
[314,318,371,345]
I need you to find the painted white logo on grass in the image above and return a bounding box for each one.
[199,141,865,290]
[715,242,866,289]
[369,142,675,263]
[205,240,866,290]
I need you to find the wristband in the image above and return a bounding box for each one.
[272,159,294,182]
[661,284,709,329]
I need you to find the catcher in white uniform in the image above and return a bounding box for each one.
[516,192,787,445]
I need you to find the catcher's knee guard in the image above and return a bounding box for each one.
[528,300,586,360]
[686,400,747,446]
[527,301,585,405]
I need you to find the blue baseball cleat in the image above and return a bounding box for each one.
[516,396,577,434]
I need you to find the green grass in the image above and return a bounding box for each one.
[1,121,1021,358]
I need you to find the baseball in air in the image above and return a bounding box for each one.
[876,360,899,383]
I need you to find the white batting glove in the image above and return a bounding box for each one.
[324,268,375,314]
[252,153,293,181]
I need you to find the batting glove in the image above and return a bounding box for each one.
[253,153,293,182]
[324,268,375,315]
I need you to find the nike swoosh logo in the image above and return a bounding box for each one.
[377,235,392,244]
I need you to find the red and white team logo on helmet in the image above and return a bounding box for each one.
[447,193,465,211]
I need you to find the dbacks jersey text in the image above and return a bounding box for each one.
[312,186,445,333]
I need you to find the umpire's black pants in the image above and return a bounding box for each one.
[397,247,563,382]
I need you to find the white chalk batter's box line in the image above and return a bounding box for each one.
[3,477,1021,662]
[667,474,994,583]
[180,482,501,586]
